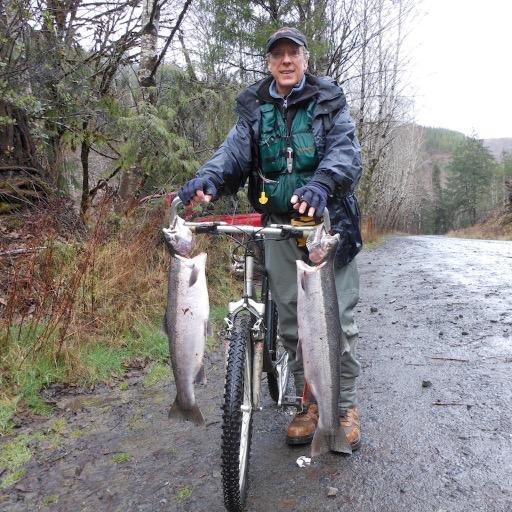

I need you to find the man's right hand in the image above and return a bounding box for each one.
[178,177,217,205]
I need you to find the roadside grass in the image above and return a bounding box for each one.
[0,398,18,433]
[0,201,238,432]
[447,210,512,240]
[361,215,389,248]
[143,362,169,387]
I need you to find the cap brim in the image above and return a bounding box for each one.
[267,36,305,52]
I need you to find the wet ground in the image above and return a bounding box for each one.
[1,235,512,512]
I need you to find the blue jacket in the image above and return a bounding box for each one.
[196,73,363,267]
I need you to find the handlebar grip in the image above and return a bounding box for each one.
[194,225,218,234]
[284,228,307,239]
[194,225,217,234]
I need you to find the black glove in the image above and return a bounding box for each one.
[178,177,217,205]
[292,181,330,216]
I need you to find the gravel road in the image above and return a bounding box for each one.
[2,235,512,512]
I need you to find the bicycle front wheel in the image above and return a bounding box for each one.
[221,312,253,512]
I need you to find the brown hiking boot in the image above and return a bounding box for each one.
[340,406,361,451]
[286,403,319,445]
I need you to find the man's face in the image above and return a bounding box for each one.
[267,40,308,95]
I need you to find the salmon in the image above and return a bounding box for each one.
[297,229,352,456]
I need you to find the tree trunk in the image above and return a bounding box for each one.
[80,122,90,216]
[138,0,160,105]
[0,101,39,169]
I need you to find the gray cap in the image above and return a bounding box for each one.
[266,27,308,53]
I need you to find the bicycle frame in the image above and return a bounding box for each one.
[167,196,329,411]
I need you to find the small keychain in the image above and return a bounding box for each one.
[259,190,269,204]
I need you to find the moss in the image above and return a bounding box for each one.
[41,495,59,506]
[0,435,33,470]
[1,468,26,489]
[48,418,67,437]
[70,428,83,439]
[112,452,132,464]
[0,434,33,489]
[127,408,144,431]
[177,486,192,502]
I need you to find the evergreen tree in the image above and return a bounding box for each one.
[445,136,496,227]
[431,163,447,233]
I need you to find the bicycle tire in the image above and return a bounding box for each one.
[221,312,253,512]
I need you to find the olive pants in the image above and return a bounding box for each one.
[264,215,360,410]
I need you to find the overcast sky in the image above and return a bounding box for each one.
[407,0,512,139]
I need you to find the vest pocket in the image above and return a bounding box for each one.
[260,171,313,214]
[292,132,318,172]
[259,135,285,174]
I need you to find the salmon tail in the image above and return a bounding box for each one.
[311,426,352,457]
[311,428,330,457]
[330,424,352,454]
[168,398,205,426]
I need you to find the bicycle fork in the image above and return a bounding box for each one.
[224,253,266,411]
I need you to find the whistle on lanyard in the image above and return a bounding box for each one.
[258,190,269,204]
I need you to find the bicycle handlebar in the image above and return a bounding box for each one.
[168,196,331,237]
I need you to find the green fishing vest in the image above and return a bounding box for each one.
[257,101,319,213]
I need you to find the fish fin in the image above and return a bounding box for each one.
[341,333,350,355]
[311,428,330,457]
[330,424,352,454]
[189,265,199,287]
[168,398,205,426]
[299,272,307,293]
[296,338,303,364]
[194,364,207,385]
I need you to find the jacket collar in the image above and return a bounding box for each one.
[236,73,345,121]
[256,73,317,107]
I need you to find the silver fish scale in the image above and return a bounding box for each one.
[297,232,351,455]
[166,252,209,423]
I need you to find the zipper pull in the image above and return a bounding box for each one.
[286,147,293,173]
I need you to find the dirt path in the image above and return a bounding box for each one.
[2,235,512,512]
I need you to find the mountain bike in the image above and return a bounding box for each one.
[169,197,328,512]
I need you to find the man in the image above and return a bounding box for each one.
[178,27,363,450]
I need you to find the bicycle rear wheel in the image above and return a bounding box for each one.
[221,312,253,512]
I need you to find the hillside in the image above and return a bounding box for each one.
[420,127,512,161]
[483,138,512,161]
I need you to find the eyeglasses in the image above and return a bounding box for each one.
[268,48,303,61]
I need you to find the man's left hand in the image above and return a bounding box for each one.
[291,182,330,217]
